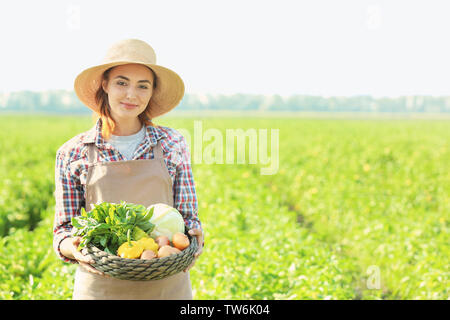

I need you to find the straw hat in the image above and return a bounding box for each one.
[74,39,185,118]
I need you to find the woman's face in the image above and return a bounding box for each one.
[102,63,155,122]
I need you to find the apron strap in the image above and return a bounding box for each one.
[87,143,98,165]
[153,140,164,159]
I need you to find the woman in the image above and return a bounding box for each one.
[53,39,204,300]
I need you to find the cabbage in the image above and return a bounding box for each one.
[148,203,185,239]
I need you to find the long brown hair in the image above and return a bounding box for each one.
[92,65,157,140]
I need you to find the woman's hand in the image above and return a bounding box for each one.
[69,237,108,277]
[184,228,204,272]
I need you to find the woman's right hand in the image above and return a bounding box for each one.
[69,237,108,277]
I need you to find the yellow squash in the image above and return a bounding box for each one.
[117,241,144,259]
[137,237,159,254]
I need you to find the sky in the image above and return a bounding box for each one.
[1,0,450,97]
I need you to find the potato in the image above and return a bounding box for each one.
[173,247,181,253]
[157,245,181,258]
[172,232,190,250]
[140,250,156,260]
[155,235,170,247]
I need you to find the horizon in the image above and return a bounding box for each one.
[1,89,450,100]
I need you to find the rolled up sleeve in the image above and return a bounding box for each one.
[53,149,84,264]
[172,135,203,242]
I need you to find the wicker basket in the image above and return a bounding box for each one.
[81,231,198,281]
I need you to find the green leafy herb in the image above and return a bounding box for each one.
[71,201,155,254]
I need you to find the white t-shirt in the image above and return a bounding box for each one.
[107,125,146,160]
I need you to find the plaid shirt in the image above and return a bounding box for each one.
[53,118,202,263]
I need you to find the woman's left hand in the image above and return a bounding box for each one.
[184,228,204,272]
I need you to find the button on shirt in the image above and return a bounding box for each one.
[53,118,202,263]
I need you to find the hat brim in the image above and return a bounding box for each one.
[74,61,185,118]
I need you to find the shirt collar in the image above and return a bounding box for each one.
[83,118,165,147]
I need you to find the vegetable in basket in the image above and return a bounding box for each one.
[148,203,186,240]
[138,237,159,253]
[117,241,144,259]
[71,201,155,255]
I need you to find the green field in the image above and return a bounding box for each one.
[0,114,448,299]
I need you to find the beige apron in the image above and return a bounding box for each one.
[72,140,193,300]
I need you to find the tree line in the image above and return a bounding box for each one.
[0,90,449,113]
